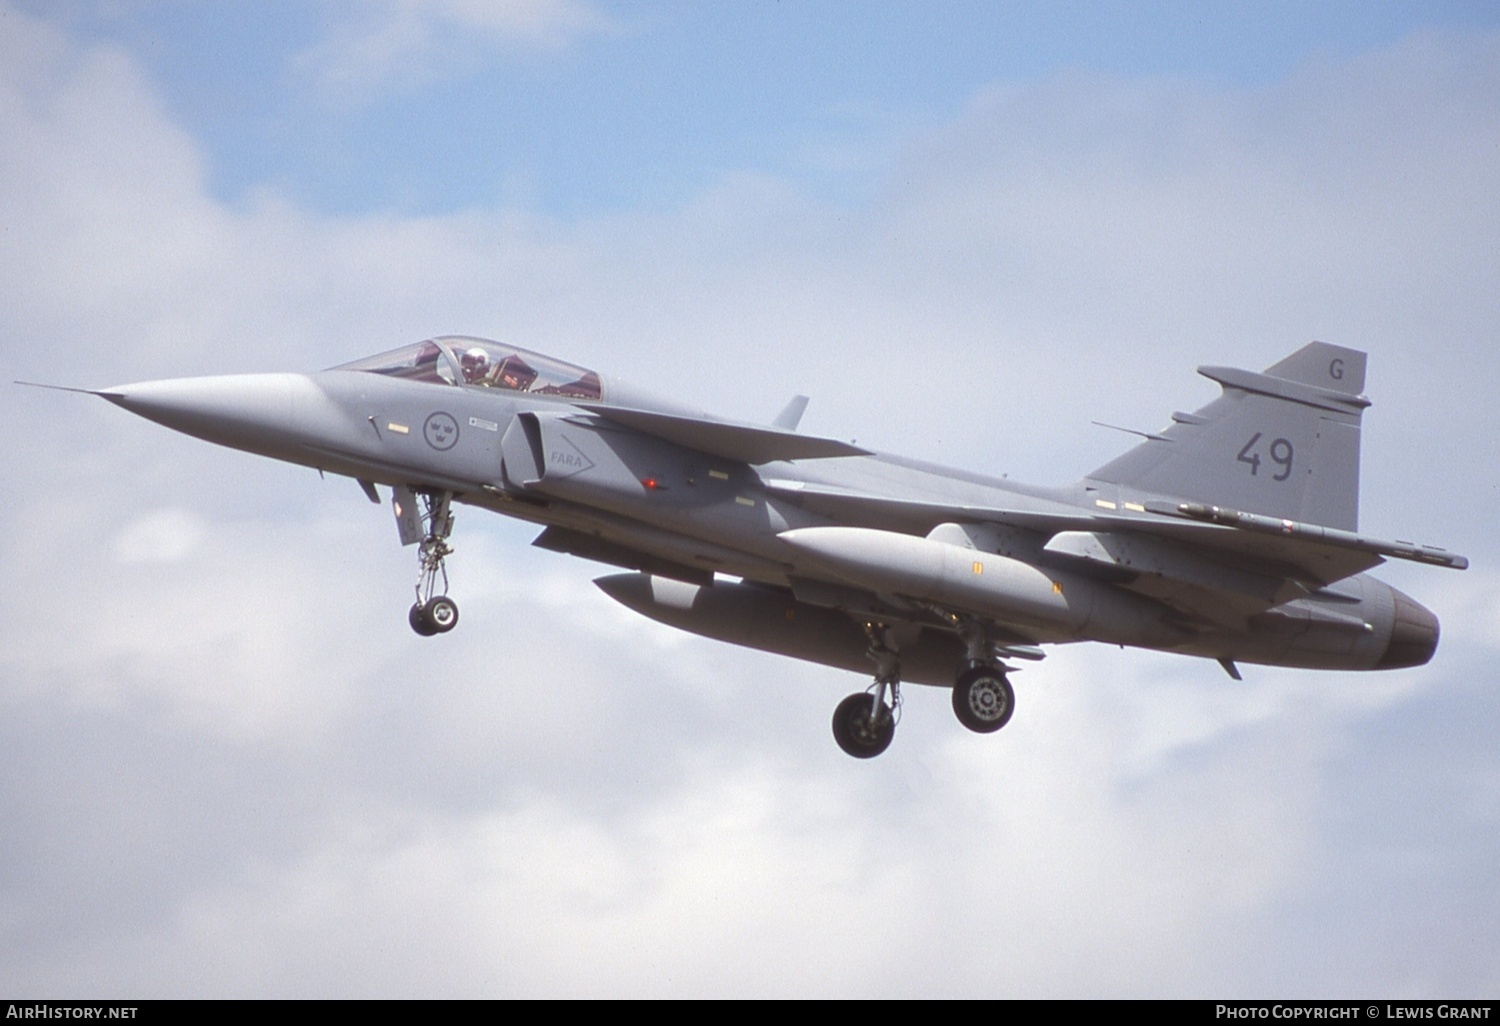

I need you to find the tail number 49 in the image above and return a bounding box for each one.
[1237,433,1294,481]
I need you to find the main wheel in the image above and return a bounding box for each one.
[409,602,438,636]
[952,666,1015,733]
[424,595,459,633]
[832,692,896,758]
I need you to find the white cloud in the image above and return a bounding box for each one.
[0,708,1327,997]
[433,0,615,43]
[111,508,207,564]
[298,0,616,95]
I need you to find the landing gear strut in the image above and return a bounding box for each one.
[831,623,903,759]
[407,489,459,636]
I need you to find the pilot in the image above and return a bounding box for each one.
[460,347,490,384]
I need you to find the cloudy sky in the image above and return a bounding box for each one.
[3,0,1498,998]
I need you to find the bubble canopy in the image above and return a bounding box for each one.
[333,336,603,401]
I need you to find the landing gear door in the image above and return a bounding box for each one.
[391,484,424,546]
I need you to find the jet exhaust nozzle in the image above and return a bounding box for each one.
[1376,586,1440,669]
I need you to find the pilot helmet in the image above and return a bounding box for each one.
[460,347,489,381]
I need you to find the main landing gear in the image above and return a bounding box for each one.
[831,624,902,759]
[951,618,1015,734]
[830,620,1018,758]
[951,665,1015,733]
[407,489,459,636]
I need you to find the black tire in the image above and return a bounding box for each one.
[409,602,438,636]
[952,666,1015,733]
[831,692,896,758]
[424,596,459,633]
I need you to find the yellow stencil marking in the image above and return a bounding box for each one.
[1094,499,1117,510]
[387,423,410,435]
[735,496,755,507]
[1124,501,1146,512]
[709,469,730,480]
[972,561,984,575]
[1052,580,1064,594]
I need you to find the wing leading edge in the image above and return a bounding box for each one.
[590,405,870,464]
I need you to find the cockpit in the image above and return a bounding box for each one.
[333,336,604,401]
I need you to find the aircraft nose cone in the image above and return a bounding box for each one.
[1376,586,1440,669]
[102,373,330,457]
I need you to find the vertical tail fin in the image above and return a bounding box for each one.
[1086,342,1369,531]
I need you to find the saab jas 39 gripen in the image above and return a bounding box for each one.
[31,338,1468,757]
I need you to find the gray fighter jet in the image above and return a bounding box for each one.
[39,337,1468,757]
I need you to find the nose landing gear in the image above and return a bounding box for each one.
[400,488,459,636]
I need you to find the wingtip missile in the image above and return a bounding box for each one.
[1176,502,1469,570]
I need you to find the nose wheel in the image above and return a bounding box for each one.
[409,594,459,636]
[404,489,459,636]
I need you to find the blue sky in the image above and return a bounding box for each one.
[3,0,1499,999]
[37,1,1500,215]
